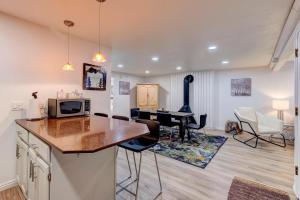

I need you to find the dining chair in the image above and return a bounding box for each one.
[94,112,108,117]
[138,111,151,120]
[117,119,162,200]
[130,108,140,120]
[157,112,180,140]
[186,114,207,140]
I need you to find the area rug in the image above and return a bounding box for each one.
[150,130,227,169]
[228,177,290,200]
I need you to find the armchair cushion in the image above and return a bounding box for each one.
[234,108,258,133]
[256,112,283,133]
[234,107,283,135]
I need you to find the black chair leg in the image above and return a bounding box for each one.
[187,128,191,141]
[261,134,286,148]
[233,129,287,148]
[232,129,258,148]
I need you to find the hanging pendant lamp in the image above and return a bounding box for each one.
[93,0,107,63]
[63,20,75,71]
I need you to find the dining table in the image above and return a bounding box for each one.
[141,109,194,142]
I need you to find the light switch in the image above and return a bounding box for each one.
[11,101,24,111]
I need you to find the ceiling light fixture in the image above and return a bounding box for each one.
[208,45,218,52]
[222,60,229,65]
[93,0,107,63]
[145,70,150,74]
[151,56,159,62]
[176,66,182,70]
[117,64,124,68]
[62,20,75,71]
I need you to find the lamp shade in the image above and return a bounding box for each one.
[272,100,289,110]
[62,63,74,71]
[93,52,107,63]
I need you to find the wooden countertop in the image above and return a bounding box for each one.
[16,116,149,154]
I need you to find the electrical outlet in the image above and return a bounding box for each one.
[11,101,24,111]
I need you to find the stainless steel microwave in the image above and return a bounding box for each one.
[48,98,91,118]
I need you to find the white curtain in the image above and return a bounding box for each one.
[170,71,215,128]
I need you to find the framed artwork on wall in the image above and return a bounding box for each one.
[83,63,107,91]
[119,81,130,95]
[231,78,251,96]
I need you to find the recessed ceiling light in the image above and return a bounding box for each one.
[117,64,124,68]
[176,66,182,70]
[145,70,150,74]
[151,56,159,62]
[222,60,229,65]
[208,45,218,52]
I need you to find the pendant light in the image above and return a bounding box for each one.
[93,0,107,63]
[63,20,75,71]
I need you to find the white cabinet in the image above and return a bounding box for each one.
[27,148,37,200]
[16,125,50,200]
[16,138,28,197]
[27,149,50,200]
[35,157,50,200]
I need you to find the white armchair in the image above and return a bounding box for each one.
[233,107,286,148]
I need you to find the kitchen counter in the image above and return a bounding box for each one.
[15,115,149,200]
[16,116,149,153]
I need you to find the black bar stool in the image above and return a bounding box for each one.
[112,115,133,185]
[117,119,162,200]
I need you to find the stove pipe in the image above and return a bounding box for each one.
[178,75,194,113]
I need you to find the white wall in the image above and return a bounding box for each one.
[0,12,111,188]
[145,66,294,130]
[111,72,144,117]
[214,66,294,129]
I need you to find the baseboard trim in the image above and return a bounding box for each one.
[294,184,300,199]
[0,179,17,192]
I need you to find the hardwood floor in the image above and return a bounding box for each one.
[116,130,295,200]
[0,187,24,200]
[0,130,295,200]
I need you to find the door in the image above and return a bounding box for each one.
[295,31,300,198]
[16,138,28,196]
[27,148,50,200]
[147,85,158,107]
[137,85,148,107]
[35,157,50,200]
[27,148,37,200]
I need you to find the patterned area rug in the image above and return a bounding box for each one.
[150,130,227,169]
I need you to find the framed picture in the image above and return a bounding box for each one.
[231,78,251,96]
[119,81,130,95]
[83,63,106,91]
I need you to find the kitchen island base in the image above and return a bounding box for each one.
[50,147,116,200]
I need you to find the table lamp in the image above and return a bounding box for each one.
[272,99,289,121]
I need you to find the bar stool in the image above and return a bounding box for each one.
[112,115,133,185]
[117,119,162,200]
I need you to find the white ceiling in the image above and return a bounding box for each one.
[0,0,294,76]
